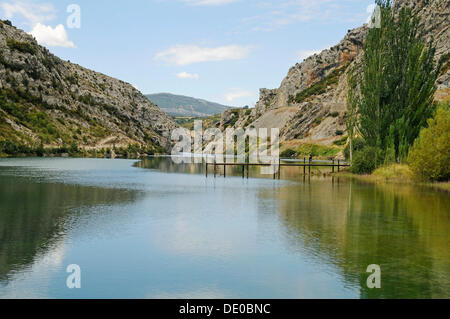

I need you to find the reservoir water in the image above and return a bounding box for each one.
[0,157,449,298]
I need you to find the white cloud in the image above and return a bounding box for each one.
[223,89,254,103]
[155,44,252,66]
[30,23,75,48]
[1,0,76,48]
[297,49,323,61]
[181,0,238,6]
[176,72,200,80]
[1,0,56,26]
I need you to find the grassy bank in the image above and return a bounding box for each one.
[334,164,450,193]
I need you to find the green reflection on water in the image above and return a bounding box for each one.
[0,158,449,298]
[0,172,139,284]
[271,180,450,298]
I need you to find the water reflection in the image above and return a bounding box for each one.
[0,171,140,287]
[270,181,450,298]
[0,157,448,298]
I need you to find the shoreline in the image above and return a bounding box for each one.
[331,169,450,193]
[2,155,448,193]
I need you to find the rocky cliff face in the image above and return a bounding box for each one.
[0,20,177,153]
[226,0,449,146]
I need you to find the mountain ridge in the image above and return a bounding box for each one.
[146,92,232,117]
[0,19,177,155]
[219,0,449,148]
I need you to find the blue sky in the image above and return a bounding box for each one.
[1,0,374,107]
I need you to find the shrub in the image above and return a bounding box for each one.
[333,136,348,146]
[408,105,450,181]
[297,143,340,157]
[344,137,366,161]
[335,130,344,136]
[292,65,348,103]
[330,112,340,118]
[6,38,37,54]
[280,149,297,158]
[351,146,378,174]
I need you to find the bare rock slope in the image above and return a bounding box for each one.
[0,20,177,152]
[221,0,449,146]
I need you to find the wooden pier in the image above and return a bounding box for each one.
[205,157,350,179]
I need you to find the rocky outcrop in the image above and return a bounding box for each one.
[0,20,177,152]
[232,0,450,146]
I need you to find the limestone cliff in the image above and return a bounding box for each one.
[0,20,177,154]
[225,0,449,146]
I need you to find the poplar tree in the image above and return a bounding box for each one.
[357,0,439,161]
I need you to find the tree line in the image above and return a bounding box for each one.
[346,0,449,181]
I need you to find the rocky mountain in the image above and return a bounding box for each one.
[0,19,177,154]
[221,0,449,147]
[146,93,231,117]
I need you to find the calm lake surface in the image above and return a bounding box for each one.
[0,157,449,299]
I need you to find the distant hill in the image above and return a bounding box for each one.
[146,93,231,117]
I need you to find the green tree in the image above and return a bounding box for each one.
[358,0,439,162]
[408,104,450,182]
[346,66,360,163]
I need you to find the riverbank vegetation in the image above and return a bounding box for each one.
[0,140,162,159]
[345,0,449,184]
[280,143,341,159]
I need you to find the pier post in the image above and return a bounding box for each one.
[303,157,306,175]
[224,163,226,178]
[246,155,249,179]
[308,157,311,175]
[206,162,208,178]
[338,160,340,172]
[214,158,216,178]
[332,159,335,173]
[278,157,281,180]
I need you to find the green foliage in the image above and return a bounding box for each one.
[313,117,323,126]
[0,140,33,155]
[351,146,378,174]
[330,112,340,118]
[439,52,450,76]
[358,1,439,161]
[333,136,348,146]
[66,73,79,85]
[6,38,37,54]
[335,130,344,136]
[346,66,359,163]
[42,57,55,70]
[280,149,297,158]
[408,105,450,181]
[296,144,340,157]
[344,137,366,161]
[223,110,240,129]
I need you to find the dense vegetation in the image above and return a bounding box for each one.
[346,0,446,180]
[6,38,37,54]
[281,144,340,159]
[0,88,162,158]
[408,104,450,181]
